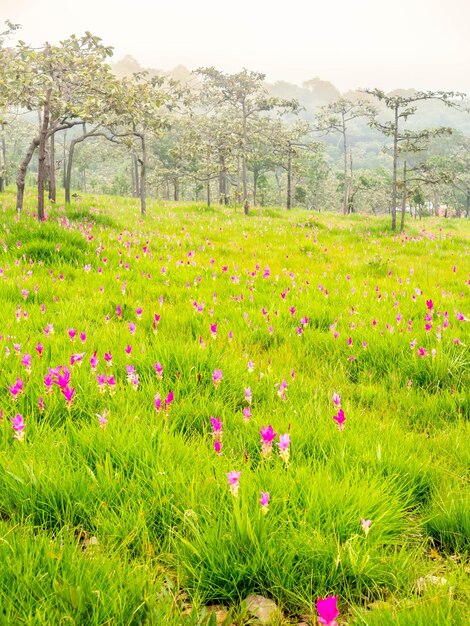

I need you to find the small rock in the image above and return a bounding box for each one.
[244,594,279,624]
[415,575,448,594]
[205,604,229,625]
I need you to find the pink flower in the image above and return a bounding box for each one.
[332,393,341,407]
[80,332,87,343]
[260,425,277,457]
[62,385,75,408]
[333,409,345,430]
[11,413,25,441]
[96,409,108,429]
[260,491,270,513]
[316,595,339,626]
[226,471,241,496]
[128,322,136,335]
[212,369,223,387]
[417,347,427,357]
[242,406,251,422]
[125,344,132,354]
[104,352,113,366]
[154,362,164,379]
[210,323,217,339]
[360,517,372,535]
[153,313,161,332]
[244,387,252,405]
[70,352,85,367]
[90,351,98,371]
[68,328,77,341]
[38,396,44,412]
[21,353,32,373]
[154,393,162,412]
[214,440,222,455]
[426,299,434,311]
[36,342,44,357]
[277,433,291,464]
[210,416,223,434]
[247,360,255,373]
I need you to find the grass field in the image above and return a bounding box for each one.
[0,190,469,625]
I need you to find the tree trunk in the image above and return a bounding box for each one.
[219,153,228,204]
[37,90,52,220]
[65,137,79,204]
[174,179,179,201]
[253,168,259,206]
[206,179,211,207]
[391,105,399,231]
[0,122,6,191]
[133,154,139,197]
[242,100,248,206]
[287,149,292,210]
[48,132,56,203]
[139,134,147,216]
[400,161,407,232]
[17,137,40,212]
[342,116,349,215]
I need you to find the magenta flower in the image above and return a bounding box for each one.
[11,413,25,441]
[154,393,162,412]
[104,352,113,367]
[333,409,346,430]
[277,380,288,400]
[226,471,241,497]
[21,353,32,373]
[332,393,341,407]
[426,299,434,311]
[8,379,24,401]
[244,387,252,405]
[316,596,339,626]
[165,391,174,412]
[210,323,217,339]
[90,351,98,371]
[277,433,291,465]
[70,352,85,367]
[153,313,161,332]
[96,409,108,430]
[125,344,132,354]
[36,342,44,357]
[154,361,164,379]
[260,425,277,458]
[68,328,77,341]
[212,369,223,388]
[260,491,270,513]
[80,332,87,343]
[210,416,223,434]
[242,406,251,422]
[62,385,75,408]
[214,440,222,455]
[55,367,71,390]
[39,396,44,412]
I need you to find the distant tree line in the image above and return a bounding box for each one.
[1,20,469,229]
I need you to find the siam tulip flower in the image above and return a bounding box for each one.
[68,328,77,341]
[210,416,223,436]
[128,322,136,335]
[116,304,122,319]
[277,380,288,400]
[90,351,98,371]
[226,471,241,497]
[426,299,434,311]
[13,343,21,354]
[21,288,29,300]
[290,306,296,316]
[333,409,346,431]
[96,373,107,393]
[214,440,222,455]
[260,491,270,513]
[44,323,54,336]
[260,425,277,458]
[332,393,341,407]
[70,352,85,367]
[247,359,255,373]
[125,344,132,354]
[417,347,427,357]
[164,391,174,412]
[36,342,44,357]
[242,406,251,422]
[244,387,252,405]
[8,378,24,401]
[21,353,32,374]
[54,367,71,390]
[277,433,291,465]
[212,369,223,388]
[316,595,339,626]
[210,323,217,339]
[107,376,116,394]
[38,396,44,412]
[296,326,303,336]
[228,330,233,341]
[360,517,372,536]
[11,413,25,441]
[80,332,87,343]
[456,311,466,321]
[300,316,309,327]
[125,365,136,382]
[96,409,108,430]
[136,307,143,319]
[154,393,162,412]
[104,352,113,367]
[43,373,54,395]
[62,385,75,408]
[154,362,164,379]
[153,314,160,332]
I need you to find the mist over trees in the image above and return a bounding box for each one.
[1,20,469,229]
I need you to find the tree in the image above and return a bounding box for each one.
[316,98,376,214]
[365,89,464,230]
[195,67,298,214]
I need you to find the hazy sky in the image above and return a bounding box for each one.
[2,0,470,93]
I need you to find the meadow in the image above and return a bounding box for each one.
[0,190,469,625]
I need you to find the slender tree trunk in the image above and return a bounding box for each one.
[139,133,147,216]
[37,90,52,220]
[174,179,179,201]
[62,130,67,188]
[17,137,40,212]
[0,122,6,191]
[219,153,228,204]
[133,154,139,197]
[206,179,211,207]
[130,154,136,197]
[242,101,248,212]
[48,132,56,203]
[342,116,349,215]
[391,105,399,231]
[65,138,79,204]
[400,161,407,232]
[287,149,292,209]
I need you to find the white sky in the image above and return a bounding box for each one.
[2,0,470,93]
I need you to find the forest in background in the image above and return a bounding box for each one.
[2,21,470,230]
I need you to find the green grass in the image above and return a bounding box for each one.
[0,188,468,624]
